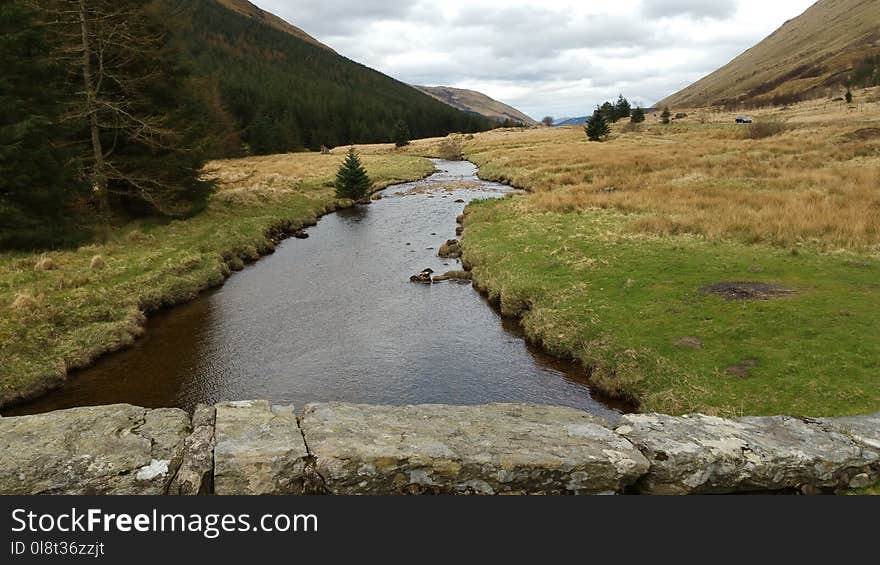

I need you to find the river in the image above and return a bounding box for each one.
[9,160,626,420]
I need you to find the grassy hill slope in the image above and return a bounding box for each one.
[415,86,537,125]
[659,0,880,109]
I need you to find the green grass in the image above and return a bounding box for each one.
[463,198,880,417]
[847,482,880,495]
[0,154,434,408]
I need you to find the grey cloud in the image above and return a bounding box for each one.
[248,1,803,118]
[254,0,422,36]
[642,0,738,20]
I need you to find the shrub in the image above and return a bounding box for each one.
[746,120,790,139]
[630,107,646,124]
[437,138,463,161]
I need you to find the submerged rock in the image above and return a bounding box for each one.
[299,402,649,495]
[0,405,190,495]
[616,413,880,494]
[433,270,472,283]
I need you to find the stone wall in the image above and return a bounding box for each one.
[1,401,877,495]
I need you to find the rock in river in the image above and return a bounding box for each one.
[299,402,649,495]
[438,239,462,259]
[410,268,434,284]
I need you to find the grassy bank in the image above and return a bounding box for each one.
[458,95,880,417]
[0,152,434,409]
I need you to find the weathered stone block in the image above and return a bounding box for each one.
[300,402,648,495]
[213,401,309,495]
[0,405,189,495]
[169,404,216,496]
[616,413,880,494]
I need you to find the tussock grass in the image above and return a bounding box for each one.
[746,120,790,139]
[463,93,880,252]
[0,152,434,408]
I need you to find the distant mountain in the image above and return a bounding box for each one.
[659,0,880,109]
[554,116,588,127]
[163,0,494,155]
[414,86,537,126]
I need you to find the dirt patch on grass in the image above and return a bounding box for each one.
[726,359,760,378]
[843,127,880,142]
[674,337,704,349]
[701,282,795,301]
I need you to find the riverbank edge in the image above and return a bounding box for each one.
[1,162,437,411]
[459,153,879,418]
[449,157,642,410]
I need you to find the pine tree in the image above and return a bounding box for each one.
[40,0,214,219]
[335,148,372,201]
[845,88,853,104]
[393,119,411,147]
[661,106,672,124]
[600,101,617,123]
[586,109,611,142]
[0,2,86,249]
[630,107,646,124]
[615,95,631,120]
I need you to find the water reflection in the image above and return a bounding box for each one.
[8,160,628,421]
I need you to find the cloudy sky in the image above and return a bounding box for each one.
[251,0,817,120]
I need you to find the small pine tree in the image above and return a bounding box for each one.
[845,88,853,104]
[630,107,646,124]
[586,109,611,142]
[600,101,617,123]
[661,106,672,124]
[393,119,411,147]
[615,95,631,119]
[335,147,372,201]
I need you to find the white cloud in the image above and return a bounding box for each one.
[251,0,817,119]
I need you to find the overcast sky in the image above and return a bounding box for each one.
[251,0,817,119]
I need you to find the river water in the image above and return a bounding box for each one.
[9,160,626,420]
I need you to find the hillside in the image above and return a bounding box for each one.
[214,0,333,51]
[415,86,537,126]
[659,0,880,109]
[554,117,588,127]
[165,1,493,155]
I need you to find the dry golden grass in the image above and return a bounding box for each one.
[206,151,433,206]
[463,92,880,252]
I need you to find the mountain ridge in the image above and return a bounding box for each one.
[659,0,880,109]
[414,86,537,125]
[215,0,334,52]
